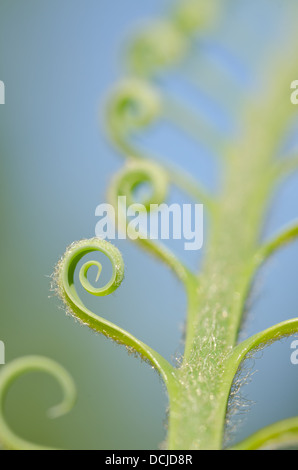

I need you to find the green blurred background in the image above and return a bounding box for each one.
[0,0,298,449]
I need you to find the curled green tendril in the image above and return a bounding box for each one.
[109,158,169,211]
[53,237,175,384]
[0,356,76,450]
[105,78,161,158]
[172,0,218,35]
[107,160,195,287]
[105,78,214,209]
[127,20,187,77]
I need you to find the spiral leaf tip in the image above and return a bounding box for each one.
[53,238,125,310]
[172,0,218,34]
[127,20,187,77]
[106,78,161,134]
[108,159,169,211]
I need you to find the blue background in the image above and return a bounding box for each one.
[0,0,298,449]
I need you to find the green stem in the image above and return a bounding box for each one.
[166,53,298,449]
[54,238,175,387]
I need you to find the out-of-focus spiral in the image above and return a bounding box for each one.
[127,20,187,77]
[172,0,217,35]
[108,159,168,211]
[0,356,76,450]
[107,160,195,286]
[105,78,161,157]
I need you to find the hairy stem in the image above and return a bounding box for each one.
[166,51,298,449]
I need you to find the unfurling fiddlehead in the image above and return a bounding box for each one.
[103,2,298,450]
[52,237,175,385]
[171,0,218,35]
[127,20,187,78]
[2,0,298,452]
[105,78,214,209]
[0,356,76,450]
[105,78,161,159]
[126,0,219,78]
[106,158,200,360]
[106,159,196,287]
[108,159,169,212]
